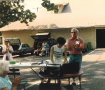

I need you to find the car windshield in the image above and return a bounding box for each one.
[22,44,30,48]
[7,38,21,45]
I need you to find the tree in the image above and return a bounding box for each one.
[0,0,58,28]
[41,0,58,13]
[0,0,36,28]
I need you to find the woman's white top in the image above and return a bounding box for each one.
[53,45,65,64]
[2,45,14,61]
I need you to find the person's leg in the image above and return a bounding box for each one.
[69,55,82,85]
[68,54,75,63]
[47,78,51,83]
[45,49,47,56]
[46,49,48,56]
[77,55,82,67]
[69,54,82,67]
[57,79,61,84]
[72,77,76,86]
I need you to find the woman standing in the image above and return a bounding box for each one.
[2,39,14,61]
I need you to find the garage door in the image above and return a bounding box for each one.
[96,29,105,48]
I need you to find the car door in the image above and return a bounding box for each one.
[21,44,27,54]
[25,44,32,53]
[23,44,32,53]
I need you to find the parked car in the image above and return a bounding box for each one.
[6,38,34,56]
[0,45,2,55]
[13,43,34,56]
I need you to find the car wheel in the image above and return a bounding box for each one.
[19,52,24,56]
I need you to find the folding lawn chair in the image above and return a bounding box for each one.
[61,61,83,89]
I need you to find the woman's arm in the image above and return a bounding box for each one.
[0,88,8,90]
[0,77,21,90]
[12,86,17,90]
[66,39,73,50]
[8,46,14,54]
[0,86,17,90]
[50,47,55,64]
[0,85,15,90]
[2,47,8,54]
[12,77,21,90]
[63,48,68,64]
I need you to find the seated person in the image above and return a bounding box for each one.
[44,41,50,56]
[39,41,46,56]
[47,37,67,83]
[34,46,42,56]
[0,61,21,90]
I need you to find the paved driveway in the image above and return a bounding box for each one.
[82,49,105,90]
[20,49,105,90]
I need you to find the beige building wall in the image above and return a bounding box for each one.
[50,28,96,49]
[79,28,96,49]
[1,29,52,47]
[50,29,70,39]
[2,30,37,47]
[1,28,96,48]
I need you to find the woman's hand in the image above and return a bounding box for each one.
[6,47,9,52]
[12,77,22,86]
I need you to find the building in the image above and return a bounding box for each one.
[0,0,105,48]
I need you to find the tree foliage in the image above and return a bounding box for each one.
[0,0,36,28]
[41,0,58,13]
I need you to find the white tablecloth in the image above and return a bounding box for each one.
[9,62,46,68]
[9,62,60,68]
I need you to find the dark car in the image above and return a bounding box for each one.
[13,43,34,56]
[5,38,34,56]
[0,45,2,55]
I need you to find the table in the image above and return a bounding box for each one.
[9,62,60,68]
[9,62,46,78]
[9,62,60,79]
[9,62,83,87]
[9,62,46,68]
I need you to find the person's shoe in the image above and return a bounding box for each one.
[47,79,51,84]
[72,82,76,86]
[41,79,46,83]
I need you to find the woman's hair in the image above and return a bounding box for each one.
[0,61,9,75]
[56,37,66,45]
[4,39,9,42]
